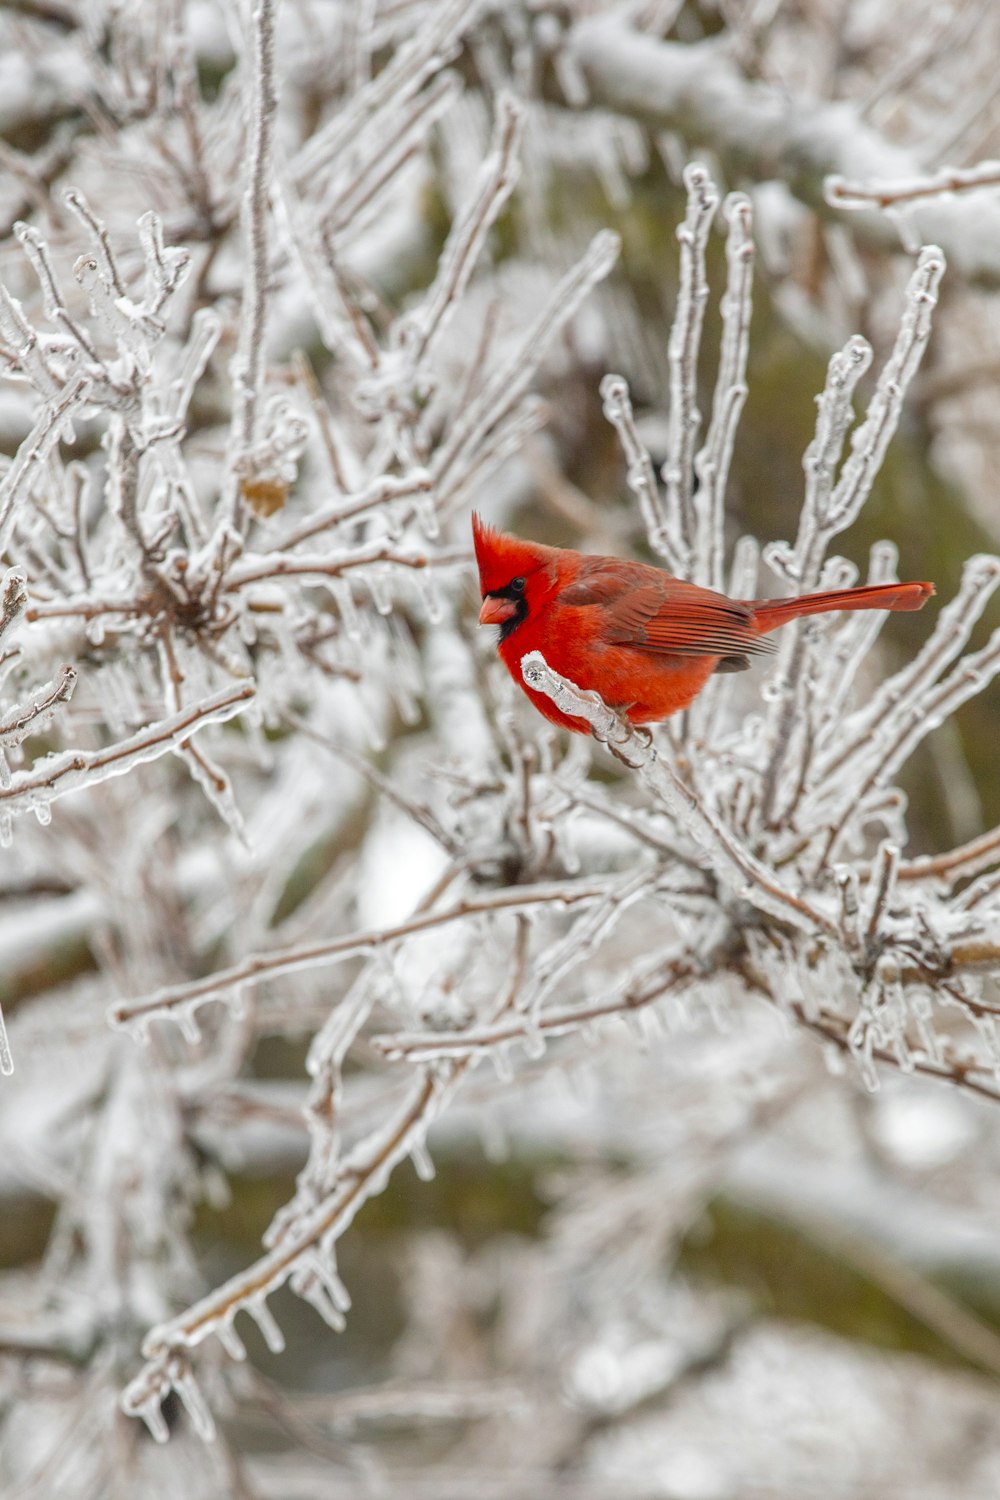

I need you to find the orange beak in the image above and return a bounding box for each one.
[478,595,518,627]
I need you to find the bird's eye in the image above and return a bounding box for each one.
[510,576,526,592]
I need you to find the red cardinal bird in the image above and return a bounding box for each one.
[473,514,934,733]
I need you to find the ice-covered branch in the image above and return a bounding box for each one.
[827,160,1000,212]
[0,661,76,747]
[601,372,684,572]
[807,555,1000,837]
[432,229,619,504]
[0,567,27,646]
[756,248,944,829]
[225,542,468,592]
[663,163,717,569]
[226,0,278,522]
[693,191,753,592]
[274,471,433,550]
[110,874,619,1034]
[0,681,255,818]
[520,651,837,939]
[373,948,698,1061]
[122,1064,462,1441]
[403,92,523,368]
[0,370,90,551]
[824,248,944,535]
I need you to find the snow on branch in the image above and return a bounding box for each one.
[693,191,754,593]
[566,16,1000,286]
[827,159,1000,213]
[521,650,1000,1096]
[521,651,837,940]
[663,162,717,571]
[600,167,752,585]
[756,247,944,828]
[431,229,620,507]
[225,0,278,525]
[110,873,619,1036]
[0,680,255,821]
[401,92,524,369]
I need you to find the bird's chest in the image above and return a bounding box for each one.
[498,607,716,722]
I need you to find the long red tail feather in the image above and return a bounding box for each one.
[749,581,934,634]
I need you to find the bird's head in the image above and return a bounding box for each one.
[472,513,558,641]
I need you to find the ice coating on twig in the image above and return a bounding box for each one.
[663,163,718,571]
[693,191,754,593]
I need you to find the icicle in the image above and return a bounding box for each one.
[237,604,258,646]
[247,1296,286,1354]
[552,818,581,876]
[624,1011,650,1053]
[332,579,363,643]
[415,491,440,538]
[138,1396,170,1444]
[368,567,395,615]
[910,989,943,1066]
[492,1045,513,1083]
[320,1248,353,1314]
[820,1042,844,1077]
[663,990,695,1032]
[171,1362,217,1442]
[857,1032,880,1092]
[0,1004,12,1076]
[294,1250,351,1330]
[383,502,406,541]
[974,1013,1000,1080]
[127,1017,152,1049]
[410,1139,436,1181]
[521,1021,545,1061]
[410,567,443,624]
[878,959,912,1073]
[0,813,10,848]
[177,1003,203,1047]
[848,982,883,1092]
[638,1005,665,1045]
[385,615,424,724]
[355,688,387,754]
[217,1315,248,1362]
[33,798,52,827]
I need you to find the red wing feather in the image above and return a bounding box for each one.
[558,565,776,659]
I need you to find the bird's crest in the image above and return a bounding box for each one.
[471,512,555,597]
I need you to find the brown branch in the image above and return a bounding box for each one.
[827,161,1000,213]
[109,875,622,1029]
[897,826,1000,887]
[0,682,255,812]
[225,545,469,591]
[373,953,697,1060]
